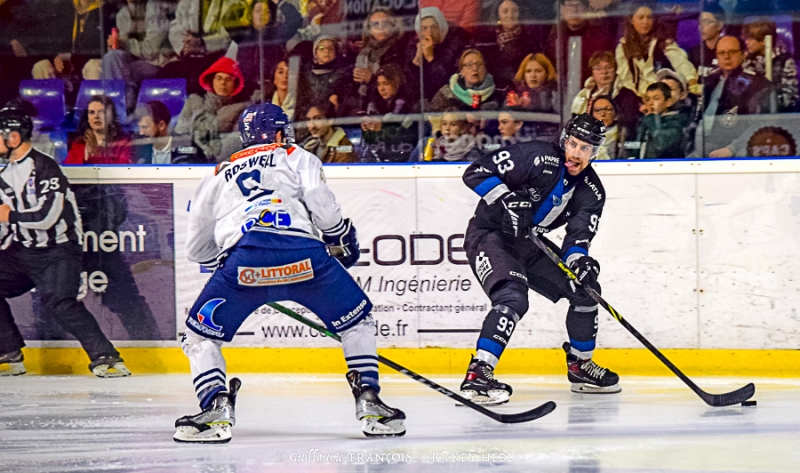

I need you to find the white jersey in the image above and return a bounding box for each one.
[186,143,343,267]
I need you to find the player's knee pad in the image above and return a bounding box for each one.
[340,315,375,344]
[181,329,223,358]
[489,281,529,318]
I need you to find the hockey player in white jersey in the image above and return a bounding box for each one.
[174,103,405,443]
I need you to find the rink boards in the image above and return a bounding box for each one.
[15,159,800,376]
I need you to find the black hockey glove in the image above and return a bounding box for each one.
[569,255,600,291]
[322,218,360,268]
[500,192,533,238]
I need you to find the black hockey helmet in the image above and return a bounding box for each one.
[560,113,606,160]
[0,107,34,143]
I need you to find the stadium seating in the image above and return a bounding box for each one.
[18,79,66,130]
[136,79,187,129]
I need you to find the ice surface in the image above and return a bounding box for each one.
[1,374,799,473]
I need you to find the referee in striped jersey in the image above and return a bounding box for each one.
[0,107,130,378]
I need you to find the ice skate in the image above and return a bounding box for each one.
[460,356,513,405]
[0,350,26,376]
[346,370,406,437]
[564,342,621,394]
[89,355,132,378]
[174,378,241,443]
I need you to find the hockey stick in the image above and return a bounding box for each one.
[528,233,755,407]
[266,302,556,424]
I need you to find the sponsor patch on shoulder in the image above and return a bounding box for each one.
[238,259,314,286]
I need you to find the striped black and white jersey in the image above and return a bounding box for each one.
[0,148,83,249]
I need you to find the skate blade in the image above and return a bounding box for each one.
[92,363,132,378]
[173,424,232,443]
[0,362,26,377]
[361,417,406,438]
[570,382,621,394]
[458,390,510,406]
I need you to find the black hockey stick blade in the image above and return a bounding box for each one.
[527,233,756,407]
[267,302,557,423]
[700,382,756,407]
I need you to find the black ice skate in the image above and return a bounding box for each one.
[346,370,406,437]
[0,349,26,376]
[174,378,242,444]
[89,355,131,378]
[564,342,621,394]
[460,356,513,405]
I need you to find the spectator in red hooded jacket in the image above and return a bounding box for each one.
[174,56,250,162]
[65,95,133,164]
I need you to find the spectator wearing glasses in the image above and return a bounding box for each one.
[571,50,642,132]
[174,56,250,162]
[361,64,416,163]
[302,35,349,112]
[431,49,503,113]
[299,101,356,163]
[589,95,628,160]
[546,0,616,87]
[742,20,798,112]
[505,53,559,113]
[615,4,698,98]
[407,7,469,103]
[696,36,771,158]
[351,8,408,113]
[688,5,726,77]
[65,95,133,165]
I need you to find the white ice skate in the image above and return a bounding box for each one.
[89,356,132,378]
[0,350,26,376]
[174,378,241,444]
[347,370,406,437]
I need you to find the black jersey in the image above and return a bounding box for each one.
[0,148,83,249]
[462,140,606,261]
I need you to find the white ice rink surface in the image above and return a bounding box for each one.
[1,374,799,473]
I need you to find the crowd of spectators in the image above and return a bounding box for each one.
[1,0,799,164]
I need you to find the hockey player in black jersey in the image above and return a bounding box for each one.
[0,107,130,378]
[460,114,619,405]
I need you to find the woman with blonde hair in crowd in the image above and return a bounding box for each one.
[505,53,559,113]
[615,4,697,97]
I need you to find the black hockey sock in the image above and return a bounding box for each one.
[566,304,599,359]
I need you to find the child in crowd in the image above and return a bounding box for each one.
[635,82,689,159]
[423,110,481,162]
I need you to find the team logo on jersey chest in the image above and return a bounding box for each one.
[238,259,314,286]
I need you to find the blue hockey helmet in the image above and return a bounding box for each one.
[239,103,295,147]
